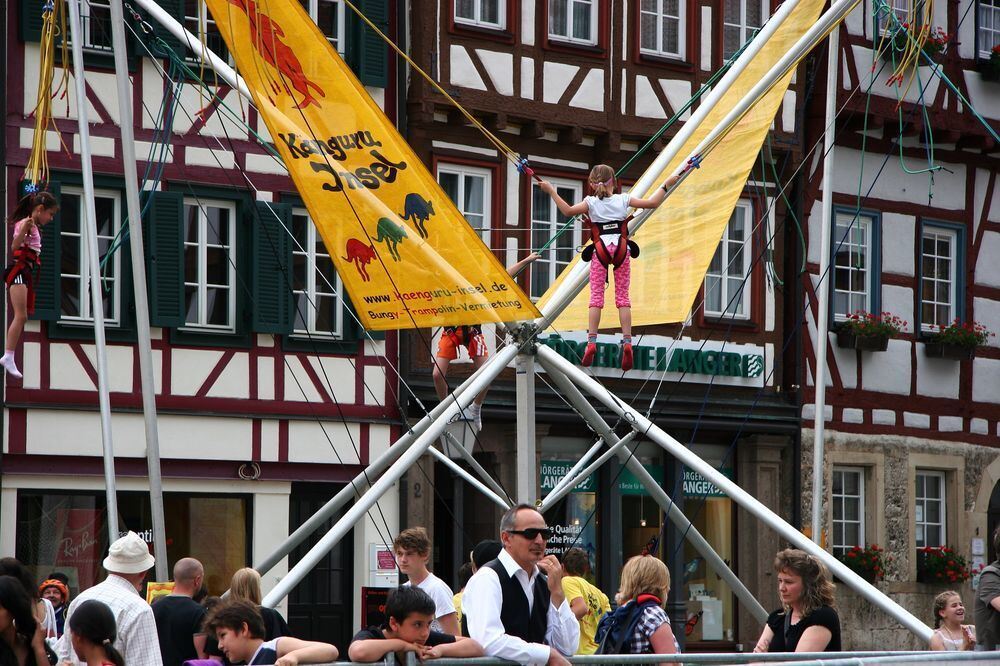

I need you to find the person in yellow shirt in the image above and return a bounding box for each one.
[561,548,610,654]
[452,563,473,634]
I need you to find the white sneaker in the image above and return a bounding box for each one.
[468,404,483,431]
[0,355,22,379]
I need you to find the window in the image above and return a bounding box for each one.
[76,0,113,52]
[877,0,909,35]
[438,164,491,245]
[704,200,751,319]
[920,226,959,333]
[832,467,865,558]
[639,0,684,58]
[183,199,237,331]
[291,208,344,338]
[723,0,766,58]
[454,0,505,29]
[301,0,346,53]
[184,0,228,62]
[549,0,597,45]
[915,470,946,548]
[59,187,122,325]
[530,179,582,299]
[979,0,1000,59]
[832,211,876,321]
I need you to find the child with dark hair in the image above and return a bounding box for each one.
[68,600,124,666]
[349,586,482,663]
[452,563,474,633]
[2,191,58,378]
[0,575,47,666]
[203,600,337,666]
[561,548,609,654]
[393,528,458,634]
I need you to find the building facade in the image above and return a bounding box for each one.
[2,0,400,645]
[801,0,1000,650]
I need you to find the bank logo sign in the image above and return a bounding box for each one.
[538,333,766,388]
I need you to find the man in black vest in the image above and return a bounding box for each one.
[463,504,579,665]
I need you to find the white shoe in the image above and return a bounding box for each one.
[0,355,22,379]
[468,404,483,431]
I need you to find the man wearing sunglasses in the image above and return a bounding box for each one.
[463,504,579,665]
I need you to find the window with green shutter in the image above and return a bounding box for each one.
[20,0,140,64]
[251,201,294,335]
[142,190,186,328]
[348,0,389,87]
[18,181,62,321]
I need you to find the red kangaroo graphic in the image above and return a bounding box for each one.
[343,238,377,282]
[226,0,325,109]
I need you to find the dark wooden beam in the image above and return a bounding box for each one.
[523,120,545,139]
[558,125,584,144]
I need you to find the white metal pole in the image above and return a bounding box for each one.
[538,434,635,513]
[66,0,119,543]
[261,344,518,607]
[537,345,932,641]
[515,352,537,504]
[428,446,510,509]
[109,0,168,581]
[536,0,861,327]
[811,21,841,546]
[544,438,604,501]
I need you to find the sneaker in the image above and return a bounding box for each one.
[621,343,633,372]
[0,355,22,379]
[468,404,483,431]
[581,342,597,367]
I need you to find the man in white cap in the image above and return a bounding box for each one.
[57,531,164,666]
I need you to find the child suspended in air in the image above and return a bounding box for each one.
[539,165,682,371]
[2,190,59,378]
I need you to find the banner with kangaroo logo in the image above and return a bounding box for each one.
[205,0,539,330]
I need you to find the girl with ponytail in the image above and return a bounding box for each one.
[3,191,59,379]
[68,601,124,666]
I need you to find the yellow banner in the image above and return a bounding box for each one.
[538,0,825,328]
[205,0,539,330]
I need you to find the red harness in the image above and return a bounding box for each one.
[4,247,41,314]
[583,214,637,269]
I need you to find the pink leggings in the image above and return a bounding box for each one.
[588,244,631,308]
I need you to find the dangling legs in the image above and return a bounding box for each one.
[614,253,633,371]
[583,259,609,367]
[2,283,28,378]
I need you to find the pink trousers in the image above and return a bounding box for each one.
[588,244,631,308]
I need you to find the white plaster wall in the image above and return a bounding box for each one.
[363,365,386,405]
[172,349,229,396]
[520,58,534,99]
[543,62,579,104]
[254,488,292,619]
[476,50,513,96]
[700,7,712,71]
[287,420,362,465]
[186,147,235,169]
[882,286,914,334]
[831,344,858,390]
[634,76,666,118]
[972,358,1000,404]
[660,80,692,120]
[915,353,961,399]
[860,339,911,395]
[977,232,1000,288]
[449,45,486,91]
[521,0,535,45]
[205,353,251,399]
[831,148,966,210]
[569,70,605,111]
[974,298,1000,349]
[880,213,916,276]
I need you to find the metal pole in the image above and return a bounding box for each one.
[428,447,510,510]
[537,345,933,641]
[254,353,500,575]
[538,434,635,512]
[261,345,518,607]
[535,353,767,623]
[108,0,168,581]
[66,0,119,544]
[811,20,841,546]
[442,431,511,503]
[130,0,251,98]
[515,352,537,504]
[544,438,604,501]
[536,0,861,327]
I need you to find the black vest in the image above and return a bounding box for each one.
[482,558,550,644]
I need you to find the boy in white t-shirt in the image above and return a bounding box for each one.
[394,527,459,635]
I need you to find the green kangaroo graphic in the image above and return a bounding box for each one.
[375,217,408,261]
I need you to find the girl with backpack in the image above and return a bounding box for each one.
[596,555,678,664]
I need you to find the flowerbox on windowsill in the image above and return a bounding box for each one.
[924,341,975,360]
[836,330,889,352]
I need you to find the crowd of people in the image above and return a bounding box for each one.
[2,504,996,666]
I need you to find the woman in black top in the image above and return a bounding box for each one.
[753,549,841,653]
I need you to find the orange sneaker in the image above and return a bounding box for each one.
[581,342,597,367]
[621,343,633,371]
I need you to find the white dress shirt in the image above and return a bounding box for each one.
[464,548,580,665]
[57,574,164,666]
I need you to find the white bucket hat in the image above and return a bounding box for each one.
[103,531,156,574]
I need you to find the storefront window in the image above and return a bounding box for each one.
[539,460,599,575]
[16,491,250,596]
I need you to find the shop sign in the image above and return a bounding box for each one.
[537,333,765,388]
[682,468,733,498]
[619,465,664,496]
[540,460,596,495]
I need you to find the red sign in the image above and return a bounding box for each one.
[361,587,390,629]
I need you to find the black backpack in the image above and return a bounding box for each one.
[595,595,661,655]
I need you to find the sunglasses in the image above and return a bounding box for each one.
[507,528,553,541]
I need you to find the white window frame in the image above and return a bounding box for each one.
[877,0,910,35]
[548,0,598,46]
[437,163,492,246]
[832,467,865,559]
[182,198,237,332]
[454,0,506,30]
[59,186,122,326]
[303,0,347,54]
[638,0,685,59]
[978,0,1000,59]
[77,0,114,53]
[704,199,752,320]
[530,178,583,300]
[292,207,345,339]
[723,0,768,58]
[183,1,232,64]
[915,470,946,549]
[832,212,873,322]
[920,226,958,333]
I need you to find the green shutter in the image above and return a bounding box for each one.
[20,0,45,43]
[19,181,62,321]
[147,0,186,60]
[142,191,185,328]
[353,0,389,88]
[251,201,293,334]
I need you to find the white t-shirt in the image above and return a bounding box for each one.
[405,572,456,632]
[585,193,631,245]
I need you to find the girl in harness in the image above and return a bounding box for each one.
[2,191,58,378]
[539,165,681,371]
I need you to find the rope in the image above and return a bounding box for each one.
[24,0,72,188]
